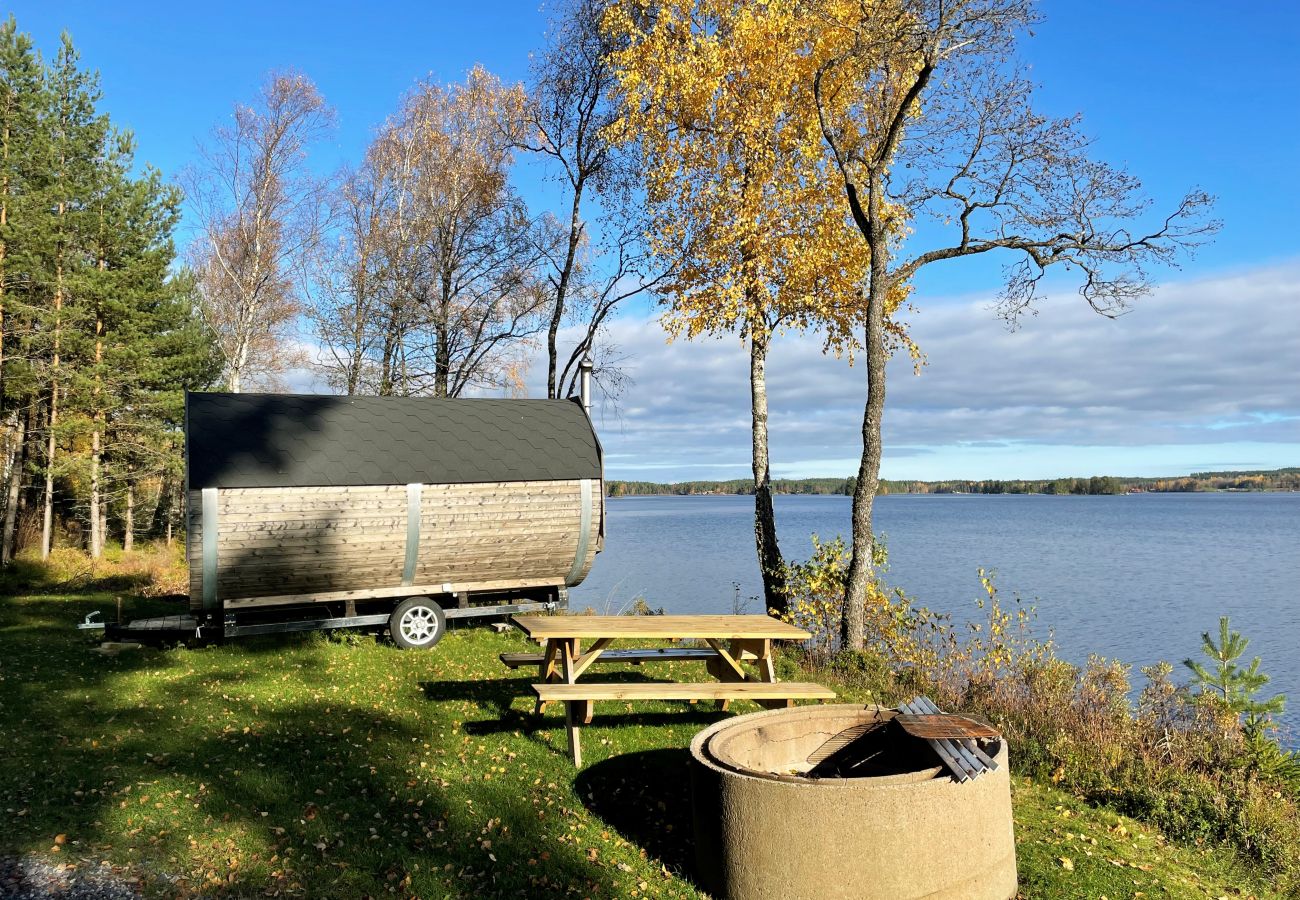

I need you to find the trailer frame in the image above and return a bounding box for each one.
[103,585,568,645]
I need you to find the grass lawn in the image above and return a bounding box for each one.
[0,592,1279,898]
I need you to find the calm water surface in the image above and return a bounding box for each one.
[571,493,1300,735]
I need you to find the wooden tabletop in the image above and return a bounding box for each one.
[512,614,810,641]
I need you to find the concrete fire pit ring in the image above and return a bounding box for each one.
[689,704,1016,900]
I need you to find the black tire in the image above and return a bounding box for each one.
[389,596,447,649]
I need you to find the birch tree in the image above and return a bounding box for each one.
[185,72,331,392]
[368,67,548,397]
[523,0,666,402]
[606,0,880,614]
[807,0,1218,648]
[308,162,390,394]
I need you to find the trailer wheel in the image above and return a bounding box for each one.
[390,597,446,649]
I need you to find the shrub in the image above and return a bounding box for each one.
[782,540,1300,882]
[778,533,931,671]
[0,541,188,597]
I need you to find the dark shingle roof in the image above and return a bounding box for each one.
[185,392,602,489]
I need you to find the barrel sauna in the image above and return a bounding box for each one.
[184,392,603,639]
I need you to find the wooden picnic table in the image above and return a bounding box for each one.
[510,614,833,765]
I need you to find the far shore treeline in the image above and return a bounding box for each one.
[607,467,1300,497]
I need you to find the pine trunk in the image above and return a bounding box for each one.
[90,227,107,557]
[749,329,787,616]
[42,176,66,560]
[1,110,9,421]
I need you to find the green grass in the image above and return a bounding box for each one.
[0,592,1281,898]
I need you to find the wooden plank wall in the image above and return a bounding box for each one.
[187,480,602,610]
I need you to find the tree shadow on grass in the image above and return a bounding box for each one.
[575,748,701,882]
[0,596,633,897]
[419,675,535,719]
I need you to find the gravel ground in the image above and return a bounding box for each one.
[0,856,140,900]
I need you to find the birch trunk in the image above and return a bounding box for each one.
[124,483,134,552]
[1,412,22,564]
[41,391,56,558]
[89,313,103,558]
[89,426,101,557]
[749,329,787,615]
[841,176,890,651]
[547,189,584,399]
[164,480,174,547]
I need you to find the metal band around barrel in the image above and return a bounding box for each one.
[201,488,219,610]
[565,478,594,586]
[402,483,421,585]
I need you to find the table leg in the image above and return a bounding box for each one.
[706,638,751,711]
[560,638,585,765]
[564,700,582,767]
[754,638,776,683]
[536,639,560,714]
[748,638,789,709]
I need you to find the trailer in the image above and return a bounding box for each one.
[106,366,603,648]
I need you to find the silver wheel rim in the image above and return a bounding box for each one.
[399,606,439,644]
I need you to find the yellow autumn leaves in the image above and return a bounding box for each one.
[603,0,916,355]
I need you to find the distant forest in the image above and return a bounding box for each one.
[607,468,1300,497]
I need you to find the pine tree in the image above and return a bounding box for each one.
[0,17,46,562]
[1184,616,1287,738]
[0,20,219,564]
[31,34,106,557]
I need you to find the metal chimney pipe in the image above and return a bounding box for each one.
[578,356,594,415]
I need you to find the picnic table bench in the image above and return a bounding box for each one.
[510,614,835,764]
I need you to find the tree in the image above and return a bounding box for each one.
[362,67,547,397]
[70,139,220,557]
[606,0,877,614]
[34,35,105,558]
[0,20,219,564]
[185,72,332,392]
[0,16,45,563]
[808,0,1218,648]
[1184,617,1286,738]
[307,161,390,394]
[522,0,666,403]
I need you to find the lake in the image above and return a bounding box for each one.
[570,492,1300,737]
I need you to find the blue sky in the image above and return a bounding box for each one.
[10,1,1300,480]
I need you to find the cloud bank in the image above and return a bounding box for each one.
[580,261,1300,481]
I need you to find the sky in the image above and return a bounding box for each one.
[9,1,1300,481]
